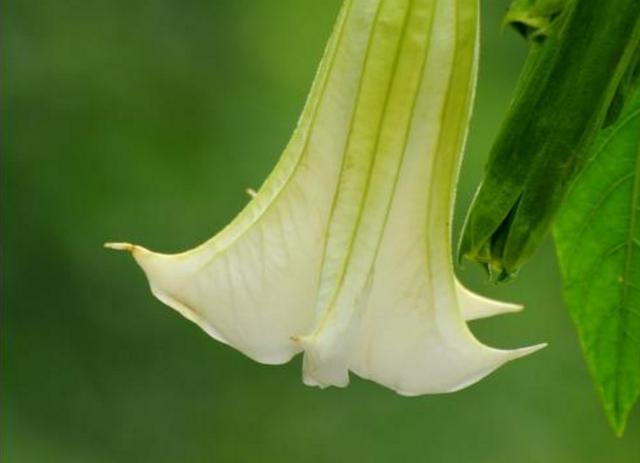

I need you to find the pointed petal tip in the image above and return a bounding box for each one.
[510,342,547,360]
[291,335,319,354]
[104,242,151,256]
[456,281,525,320]
[104,242,134,252]
[503,301,525,313]
[290,334,307,346]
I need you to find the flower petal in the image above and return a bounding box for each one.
[108,0,543,393]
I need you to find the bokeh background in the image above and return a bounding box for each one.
[3,0,639,461]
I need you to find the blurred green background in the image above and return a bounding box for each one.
[2,0,639,461]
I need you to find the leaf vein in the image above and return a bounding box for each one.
[571,172,633,249]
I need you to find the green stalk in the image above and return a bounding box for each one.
[459,0,640,282]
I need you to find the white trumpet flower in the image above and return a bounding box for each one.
[107,0,544,394]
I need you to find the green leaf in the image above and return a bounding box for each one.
[459,0,640,282]
[554,87,640,436]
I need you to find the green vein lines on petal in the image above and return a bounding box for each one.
[107,0,543,394]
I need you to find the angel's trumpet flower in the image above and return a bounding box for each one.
[107,0,543,394]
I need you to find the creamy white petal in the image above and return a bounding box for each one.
[107,0,378,364]
[108,0,543,393]
[457,282,523,321]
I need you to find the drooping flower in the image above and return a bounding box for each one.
[107,0,543,394]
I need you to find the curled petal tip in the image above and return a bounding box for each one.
[504,302,524,313]
[104,242,135,252]
[492,301,524,316]
[290,335,308,346]
[510,342,547,360]
[104,242,151,258]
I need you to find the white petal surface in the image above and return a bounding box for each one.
[109,0,376,364]
[108,0,543,393]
